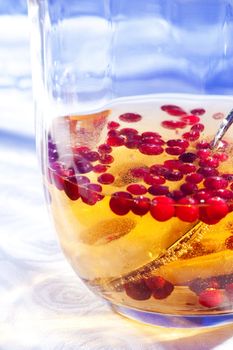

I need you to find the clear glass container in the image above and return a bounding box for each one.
[28,0,233,328]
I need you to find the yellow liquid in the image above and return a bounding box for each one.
[46,94,233,315]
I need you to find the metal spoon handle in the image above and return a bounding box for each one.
[211,108,233,149]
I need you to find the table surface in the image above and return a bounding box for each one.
[1,15,233,350]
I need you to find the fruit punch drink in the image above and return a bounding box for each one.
[45,94,233,326]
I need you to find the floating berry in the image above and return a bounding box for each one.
[73,146,90,155]
[131,196,151,216]
[165,146,185,156]
[109,191,132,216]
[197,167,219,177]
[182,130,200,141]
[199,157,219,168]
[145,276,174,299]
[194,189,211,203]
[150,164,168,176]
[97,173,115,185]
[79,187,103,205]
[185,173,203,184]
[50,171,64,190]
[212,189,233,200]
[93,164,108,173]
[161,104,186,116]
[169,190,184,201]
[124,280,151,300]
[222,174,233,182]
[130,167,149,178]
[63,177,80,200]
[167,139,189,148]
[75,159,93,174]
[161,120,186,129]
[179,163,196,175]
[98,144,112,154]
[164,159,182,170]
[107,121,120,129]
[225,236,233,250]
[176,197,199,222]
[196,141,210,149]
[124,134,142,149]
[107,135,125,147]
[83,151,100,162]
[107,129,119,137]
[148,185,169,196]
[142,131,161,139]
[144,276,166,290]
[191,123,205,132]
[99,154,114,164]
[189,278,211,295]
[198,289,223,308]
[76,175,91,186]
[196,149,211,160]
[203,176,228,190]
[200,197,229,224]
[181,115,200,125]
[138,143,164,155]
[150,196,175,221]
[119,128,138,136]
[119,113,142,123]
[127,184,147,195]
[190,108,206,116]
[87,183,102,192]
[143,174,165,186]
[164,169,183,181]
[213,152,228,162]
[180,182,198,195]
[179,152,197,163]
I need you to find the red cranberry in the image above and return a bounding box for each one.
[179,152,197,163]
[164,159,182,170]
[109,192,132,215]
[142,131,161,138]
[167,139,189,148]
[190,108,206,116]
[185,173,203,184]
[73,146,90,155]
[161,104,186,116]
[191,123,205,132]
[119,128,138,136]
[176,197,199,222]
[212,189,233,200]
[196,141,210,149]
[138,143,164,155]
[203,176,228,190]
[87,183,102,192]
[127,184,147,195]
[180,182,198,195]
[124,280,151,300]
[164,169,183,181]
[50,171,64,190]
[169,190,184,201]
[222,174,233,182]
[200,197,229,224]
[99,154,114,164]
[76,176,90,186]
[161,120,186,129]
[125,134,142,149]
[97,173,115,185]
[213,152,228,162]
[179,163,196,175]
[145,276,174,299]
[130,166,149,178]
[93,164,108,173]
[199,157,219,168]
[63,177,80,201]
[150,164,167,176]
[131,196,151,216]
[197,149,211,159]
[80,187,103,205]
[182,131,200,141]
[119,113,142,123]
[75,160,93,174]
[107,121,120,129]
[225,236,233,250]
[181,115,200,125]
[142,137,165,145]
[145,276,166,290]
[143,174,165,185]
[197,167,219,177]
[198,289,223,308]
[165,146,185,155]
[107,129,119,137]
[194,189,211,203]
[150,196,175,221]
[83,151,100,162]
[148,185,169,196]
[98,144,112,154]
[107,135,125,147]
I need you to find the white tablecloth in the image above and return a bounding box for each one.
[1,15,233,350]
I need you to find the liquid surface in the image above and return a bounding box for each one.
[45,94,233,315]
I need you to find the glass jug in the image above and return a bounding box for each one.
[28,0,233,328]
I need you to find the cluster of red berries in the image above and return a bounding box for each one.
[47,105,233,224]
[124,275,174,301]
